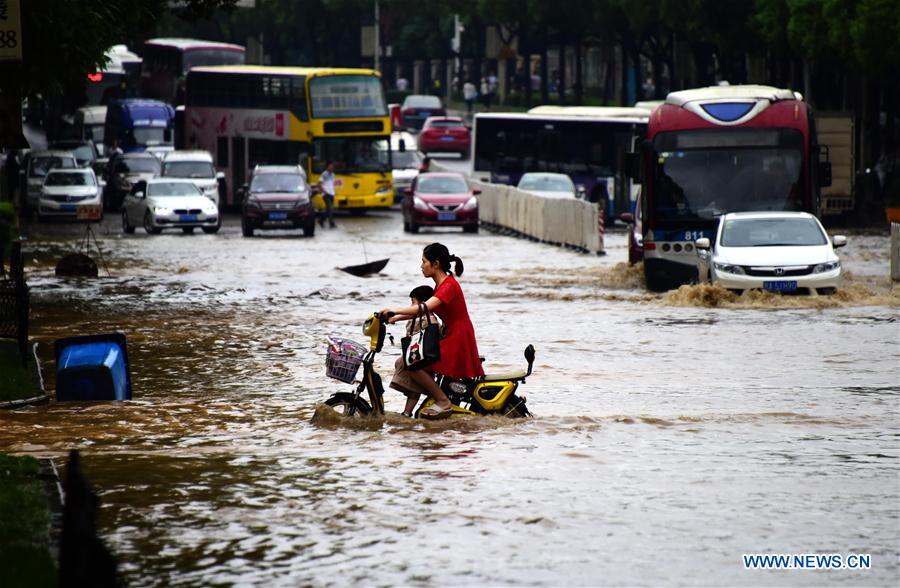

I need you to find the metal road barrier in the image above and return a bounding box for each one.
[891,223,900,283]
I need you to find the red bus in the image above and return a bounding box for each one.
[141,38,246,104]
[633,85,831,291]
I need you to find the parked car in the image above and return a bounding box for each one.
[516,172,577,199]
[240,165,315,237]
[37,168,103,221]
[417,116,470,157]
[391,131,423,203]
[620,188,643,265]
[104,152,161,211]
[161,150,223,207]
[400,95,446,131]
[695,212,846,295]
[402,172,479,234]
[48,139,99,168]
[122,178,219,235]
[23,150,79,211]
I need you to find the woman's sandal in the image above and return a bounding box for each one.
[421,403,453,419]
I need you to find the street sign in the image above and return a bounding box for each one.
[76,205,103,222]
[0,0,22,61]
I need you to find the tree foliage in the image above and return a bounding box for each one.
[10,0,236,98]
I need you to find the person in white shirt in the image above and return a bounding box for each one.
[463,81,477,114]
[318,161,337,228]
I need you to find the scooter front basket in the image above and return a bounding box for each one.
[325,336,367,383]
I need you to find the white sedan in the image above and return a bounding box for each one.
[695,212,846,295]
[516,172,581,199]
[122,179,220,235]
[38,168,103,221]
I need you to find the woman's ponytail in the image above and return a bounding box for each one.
[450,255,464,276]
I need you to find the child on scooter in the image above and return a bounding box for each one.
[390,284,442,417]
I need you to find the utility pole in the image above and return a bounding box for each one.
[374,0,380,72]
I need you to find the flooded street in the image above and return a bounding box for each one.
[1,211,898,586]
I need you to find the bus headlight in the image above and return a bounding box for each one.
[462,196,478,210]
[713,262,745,275]
[413,196,428,210]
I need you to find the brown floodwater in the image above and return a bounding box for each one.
[1,214,898,586]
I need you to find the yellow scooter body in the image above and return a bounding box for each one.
[472,380,517,412]
[417,398,476,418]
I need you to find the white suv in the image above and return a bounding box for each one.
[161,150,223,207]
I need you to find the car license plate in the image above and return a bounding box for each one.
[61,204,76,211]
[179,214,198,222]
[440,136,455,141]
[268,212,288,220]
[437,211,457,221]
[419,111,430,117]
[763,280,798,293]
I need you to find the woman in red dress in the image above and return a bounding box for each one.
[381,243,483,418]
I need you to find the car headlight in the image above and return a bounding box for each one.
[713,262,745,275]
[246,195,261,208]
[153,206,172,215]
[376,185,392,195]
[812,260,841,274]
[413,196,428,210]
[462,196,478,210]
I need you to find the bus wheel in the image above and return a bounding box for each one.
[644,267,670,292]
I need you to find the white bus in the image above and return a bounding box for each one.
[472,106,648,219]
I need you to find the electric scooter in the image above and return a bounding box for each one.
[323,312,534,418]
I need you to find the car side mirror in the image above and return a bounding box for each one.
[216,171,225,181]
[832,235,847,248]
[625,151,641,180]
[694,237,711,250]
[472,188,481,195]
[619,212,634,224]
[404,187,413,196]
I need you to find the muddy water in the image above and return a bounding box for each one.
[1,214,898,587]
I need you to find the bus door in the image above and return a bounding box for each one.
[614,131,633,216]
[232,137,246,207]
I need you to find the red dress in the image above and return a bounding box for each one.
[430,275,484,379]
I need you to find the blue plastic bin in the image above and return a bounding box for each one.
[55,334,132,401]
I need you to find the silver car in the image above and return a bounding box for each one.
[122,179,220,235]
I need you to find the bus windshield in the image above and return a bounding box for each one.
[651,128,804,223]
[312,137,390,174]
[133,127,169,146]
[309,75,387,119]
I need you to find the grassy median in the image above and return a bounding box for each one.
[0,454,56,587]
[0,340,31,403]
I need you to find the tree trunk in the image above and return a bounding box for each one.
[558,41,567,105]
[574,41,583,104]
[540,27,550,104]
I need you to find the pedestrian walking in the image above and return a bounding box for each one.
[463,81,477,114]
[480,77,491,110]
[317,161,337,228]
[4,150,20,204]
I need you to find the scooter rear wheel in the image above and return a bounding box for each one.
[502,394,531,418]
[325,393,372,417]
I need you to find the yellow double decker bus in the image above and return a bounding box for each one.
[183,66,393,210]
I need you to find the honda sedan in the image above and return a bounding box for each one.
[402,172,479,234]
[695,212,846,295]
[122,179,220,235]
